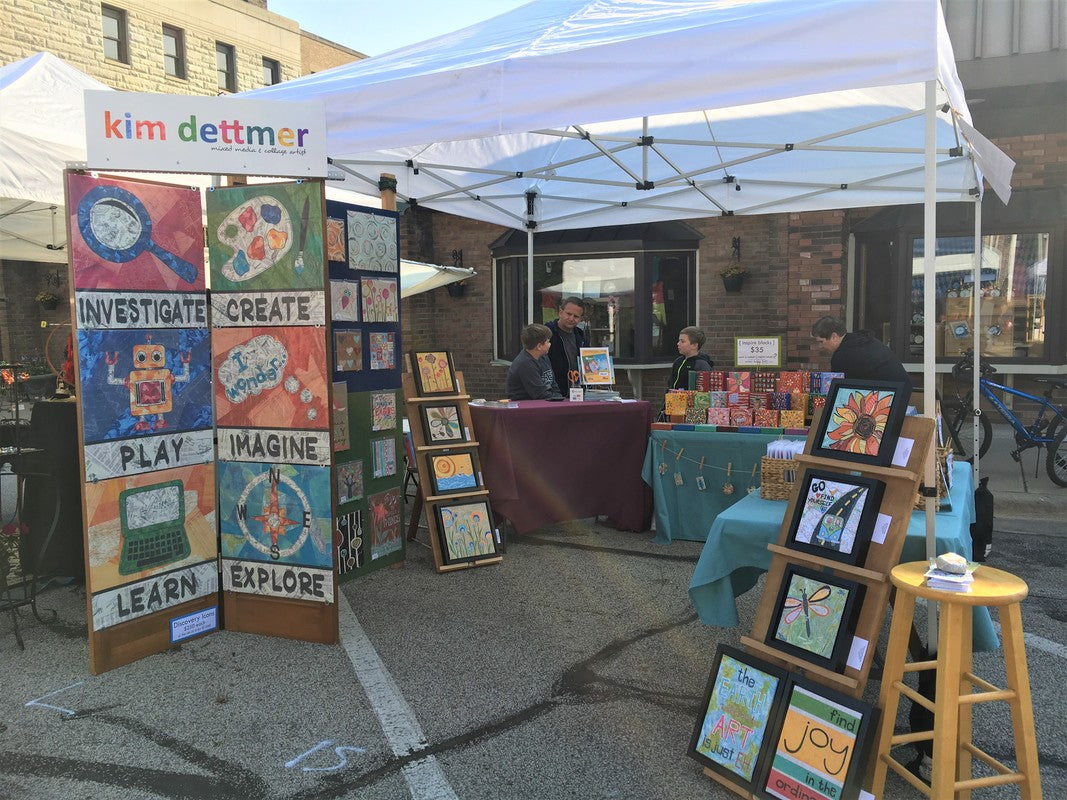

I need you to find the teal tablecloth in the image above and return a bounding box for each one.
[688,462,999,651]
[641,430,806,544]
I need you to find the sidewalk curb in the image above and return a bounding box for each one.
[992,491,1066,521]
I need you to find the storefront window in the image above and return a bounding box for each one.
[537,257,636,358]
[912,233,1049,360]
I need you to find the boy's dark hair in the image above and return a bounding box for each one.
[679,326,706,349]
[520,323,552,350]
[811,316,847,339]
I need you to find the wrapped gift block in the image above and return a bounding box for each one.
[693,371,712,391]
[754,408,780,427]
[692,392,711,412]
[810,371,845,395]
[664,392,689,415]
[684,407,707,424]
[709,391,729,408]
[651,422,674,430]
[778,409,806,428]
[707,371,727,391]
[769,391,792,410]
[811,395,827,413]
[778,371,809,394]
[707,407,731,425]
[791,392,809,417]
[748,392,771,410]
[727,371,752,393]
[727,391,750,406]
[752,371,779,392]
[729,407,754,426]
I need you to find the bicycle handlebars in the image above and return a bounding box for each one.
[951,350,996,381]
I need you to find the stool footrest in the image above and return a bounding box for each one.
[880,753,932,797]
[902,659,938,674]
[890,729,933,746]
[893,680,935,712]
[959,687,1016,705]
[960,740,1023,781]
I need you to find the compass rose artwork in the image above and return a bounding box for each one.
[218,461,332,568]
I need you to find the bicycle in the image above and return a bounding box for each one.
[944,350,1067,487]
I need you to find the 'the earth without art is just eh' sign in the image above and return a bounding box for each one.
[84,92,327,177]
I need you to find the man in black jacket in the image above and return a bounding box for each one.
[811,316,913,392]
[546,296,587,396]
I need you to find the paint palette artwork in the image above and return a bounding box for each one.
[214,195,293,282]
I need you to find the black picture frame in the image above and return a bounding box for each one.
[432,499,498,565]
[784,469,886,566]
[427,448,483,497]
[810,379,911,467]
[687,644,789,792]
[755,675,879,800]
[764,564,864,673]
[408,350,459,397]
[418,402,468,445]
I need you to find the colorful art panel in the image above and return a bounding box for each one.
[217,427,330,466]
[218,461,332,569]
[758,678,877,800]
[210,290,325,328]
[368,488,402,560]
[85,429,215,483]
[428,449,481,496]
[766,565,864,672]
[812,379,911,467]
[213,326,329,430]
[84,462,217,603]
[332,382,350,451]
[346,209,398,272]
[326,216,346,262]
[409,351,459,396]
[334,329,362,372]
[76,291,208,330]
[360,277,399,322]
[330,280,360,322]
[371,391,397,431]
[336,459,363,504]
[207,181,325,292]
[372,437,397,478]
[688,645,788,790]
[77,328,212,445]
[221,559,333,604]
[419,402,467,445]
[369,332,396,370]
[433,500,498,565]
[67,173,206,292]
[785,470,885,566]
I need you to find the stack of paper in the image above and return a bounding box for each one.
[923,564,977,592]
[583,389,621,401]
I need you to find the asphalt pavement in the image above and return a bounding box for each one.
[0,424,1064,799]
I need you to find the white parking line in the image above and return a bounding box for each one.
[338,593,460,800]
[992,622,1067,660]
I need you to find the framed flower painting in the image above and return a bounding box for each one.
[811,379,910,467]
[409,351,459,396]
[784,470,885,566]
[427,449,482,496]
[419,402,467,445]
[432,500,498,565]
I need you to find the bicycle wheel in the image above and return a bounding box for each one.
[945,403,991,460]
[1046,424,1067,487]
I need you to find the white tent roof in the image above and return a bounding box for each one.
[244,0,1013,232]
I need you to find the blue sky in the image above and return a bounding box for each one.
[267,0,530,57]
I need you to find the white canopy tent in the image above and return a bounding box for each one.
[245,0,1016,569]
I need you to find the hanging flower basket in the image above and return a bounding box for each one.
[720,268,749,293]
[446,281,467,298]
[35,292,59,310]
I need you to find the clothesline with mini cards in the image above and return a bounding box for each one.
[654,438,763,494]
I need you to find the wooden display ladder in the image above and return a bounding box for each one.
[402,371,503,573]
[707,412,936,797]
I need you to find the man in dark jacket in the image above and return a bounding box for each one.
[545,296,587,396]
[811,316,913,392]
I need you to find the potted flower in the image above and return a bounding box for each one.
[720,265,750,293]
[445,279,467,298]
[35,291,60,310]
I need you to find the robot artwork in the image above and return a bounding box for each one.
[106,335,191,431]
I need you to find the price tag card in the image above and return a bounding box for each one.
[872,513,892,544]
[734,336,782,367]
[569,387,584,402]
[846,636,869,670]
[892,436,914,467]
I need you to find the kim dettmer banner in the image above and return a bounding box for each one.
[83,91,327,178]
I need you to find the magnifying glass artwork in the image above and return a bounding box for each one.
[77,185,199,285]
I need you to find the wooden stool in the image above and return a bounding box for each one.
[869,562,1041,799]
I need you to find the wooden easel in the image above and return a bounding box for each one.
[706,411,935,796]
[402,371,502,573]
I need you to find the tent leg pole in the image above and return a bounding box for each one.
[527,229,534,325]
[973,199,982,484]
[923,79,938,652]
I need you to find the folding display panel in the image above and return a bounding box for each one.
[810,379,911,467]
[784,470,885,567]
[764,565,864,673]
[756,676,877,800]
[688,644,788,792]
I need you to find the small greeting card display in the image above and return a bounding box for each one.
[427,449,482,496]
[756,676,877,800]
[578,347,614,385]
[432,499,499,565]
[419,402,468,445]
[409,351,459,396]
[688,645,788,791]
[812,379,910,467]
[765,564,864,672]
[785,470,885,566]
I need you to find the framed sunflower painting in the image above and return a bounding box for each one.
[811,379,910,467]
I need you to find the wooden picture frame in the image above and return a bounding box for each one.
[688,644,789,791]
[764,565,864,673]
[755,676,878,800]
[432,500,499,565]
[409,350,459,396]
[419,402,468,445]
[784,469,885,566]
[811,379,911,467]
[427,449,482,496]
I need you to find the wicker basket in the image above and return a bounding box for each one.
[914,446,952,509]
[760,456,799,501]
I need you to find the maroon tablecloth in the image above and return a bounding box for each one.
[469,400,653,534]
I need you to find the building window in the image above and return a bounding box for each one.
[262,57,281,86]
[162,25,186,79]
[492,223,699,363]
[910,233,1050,361]
[101,5,129,64]
[216,42,236,93]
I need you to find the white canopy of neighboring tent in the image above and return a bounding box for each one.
[399,260,475,298]
[244,0,1012,232]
